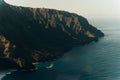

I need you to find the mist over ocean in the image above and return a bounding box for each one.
[0,18,119,80]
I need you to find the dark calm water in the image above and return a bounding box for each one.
[0,19,120,80]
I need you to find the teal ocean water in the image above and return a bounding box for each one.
[0,19,120,80]
[53,20,120,80]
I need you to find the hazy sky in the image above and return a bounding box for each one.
[4,0,120,20]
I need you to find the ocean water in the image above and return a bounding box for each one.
[0,19,120,80]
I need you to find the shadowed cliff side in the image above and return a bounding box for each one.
[0,0,104,69]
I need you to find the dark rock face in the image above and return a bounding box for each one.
[0,0,104,69]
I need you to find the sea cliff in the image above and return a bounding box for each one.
[0,0,104,70]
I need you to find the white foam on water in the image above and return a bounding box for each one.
[46,63,54,69]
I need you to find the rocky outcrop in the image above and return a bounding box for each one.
[0,0,104,70]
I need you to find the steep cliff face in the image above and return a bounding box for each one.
[0,0,104,69]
